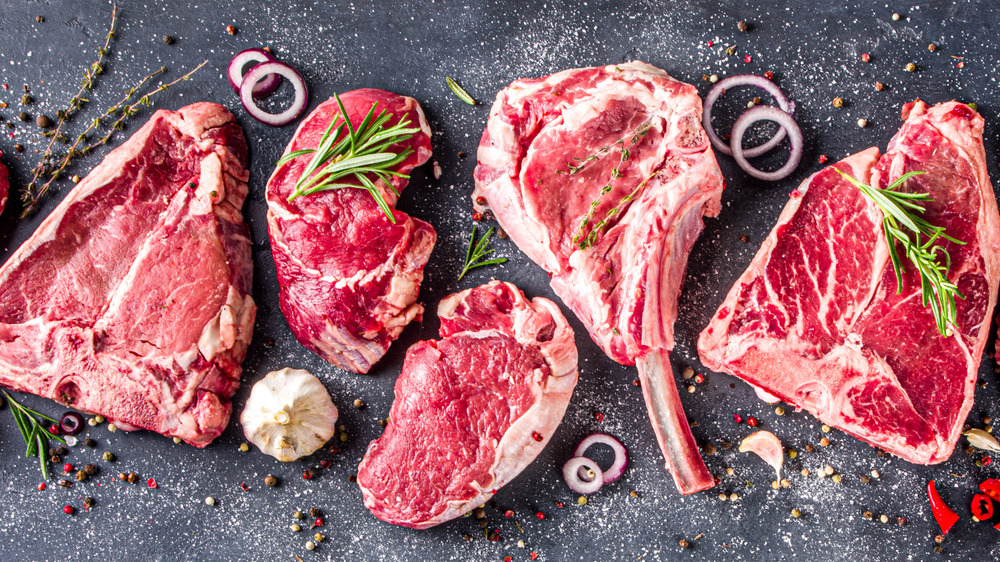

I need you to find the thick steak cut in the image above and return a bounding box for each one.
[473,61,723,493]
[699,101,999,464]
[357,281,578,529]
[266,89,435,374]
[0,103,256,447]
[0,162,8,214]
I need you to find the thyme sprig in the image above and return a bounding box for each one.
[279,93,421,224]
[457,225,507,281]
[3,391,66,479]
[22,3,118,215]
[836,169,965,335]
[579,170,659,249]
[564,121,651,248]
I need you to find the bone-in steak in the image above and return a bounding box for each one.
[699,101,999,463]
[473,61,723,493]
[0,103,256,447]
[266,89,435,374]
[357,281,578,529]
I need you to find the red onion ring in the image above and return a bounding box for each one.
[572,433,628,484]
[60,412,84,435]
[703,74,795,157]
[730,105,803,181]
[562,457,604,495]
[240,61,308,126]
[228,48,282,98]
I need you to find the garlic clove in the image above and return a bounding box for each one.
[240,368,338,462]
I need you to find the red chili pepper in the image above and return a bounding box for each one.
[980,478,1000,502]
[927,480,960,535]
[972,493,994,521]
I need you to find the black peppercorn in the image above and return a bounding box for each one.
[54,446,68,456]
[14,144,23,152]
[84,464,98,476]
[309,507,321,518]
[163,35,174,45]
[18,112,30,122]
[84,437,96,447]
[127,472,138,483]
[737,20,749,32]
[50,454,62,464]
[35,16,44,23]
[59,479,72,488]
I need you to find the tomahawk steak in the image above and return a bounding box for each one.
[266,89,435,374]
[699,100,999,464]
[473,61,723,493]
[357,281,578,529]
[0,102,256,447]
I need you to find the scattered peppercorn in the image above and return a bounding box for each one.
[36,114,52,128]
[875,82,884,91]
[832,97,844,108]
[791,508,801,518]
[863,510,873,520]
[905,62,917,72]
[14,144,23,152]
[127,472,138,483]
[83,496,94,509]
[934,546,944,554]
[51,455,62,464]
[63,505,74,515]
[860,475,870,484]
[21,94,33,105]
[290,523,301,532]
[577,495,588,505]
[75,470,87,482]
[820,438,830,447]
[59,479,71,488]
[36,15,44,23]
[226,24,237,35]
[832,474,842,484]
[19,112,30,122]
[205,496,216,506]
[309,507,321,518]
[928,43,937,52]
[737,20,748,32]
[891,12,900,21]
[353,399,364,409]
[314,517,325,527]
[747,417,758,427]
[265,475,278,487]
[679,538,690,548]
[629,489,638,498]
[348,474,357,483]
[879,514,889,524]
[703,443,717,456]
[107,423,117,432]
[163,35,174,45]
[239,442,249,452]
[861,53,871,62]
[102,451,114,462]
[314,533,323,542]
[897,516,907,526]
[118,472,127,481]
[857,118,868,128]
[305,541,315,551]
[302,469,314,480]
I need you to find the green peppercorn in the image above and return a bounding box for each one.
[293,511,305,520]
[21,94,33,105]
[102,451,114,462]
[75,470,87,482]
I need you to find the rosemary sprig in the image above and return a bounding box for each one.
[446,76,476,105]
[279,93,421,224]
[566,121,651,247]
[3,391,66,479]
[836,169,966,335]
[457,225,507,281]
[22,3,118,215]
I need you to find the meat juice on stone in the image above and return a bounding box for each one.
[0,103,256,447]
[266,89,435,374]
[699,100,999,464]
[473,62,724,494]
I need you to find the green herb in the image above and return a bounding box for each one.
[278,93,420,224]
[3,391,66,479]
[446,77,476,105]
[565,122,651,248]
[836,169,965,335]
[457,225,507,281]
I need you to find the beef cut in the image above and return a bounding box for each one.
[0,161,8,214]
[699,101,999,464]
[266,89,435,374]
[473,61,723,493]
[0,103,256,447]
[357,281,578,529]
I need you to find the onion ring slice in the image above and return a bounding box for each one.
[572,433,629,484]
[703,74,795,157]
[228,48,281,98]
[562,456,604,495]
[239,61,308,127]
[730,105,803,182]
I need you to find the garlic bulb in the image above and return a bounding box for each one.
[240,368,338,462]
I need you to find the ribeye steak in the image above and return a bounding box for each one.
[699,101,999,464]
[473,61,723,493]
[357,281,578,529]
[266,89,435,374]
[0,102,256,447]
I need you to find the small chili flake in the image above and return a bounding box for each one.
[707,40,714,47]
[744,55,752,63]
[504,557,512,562]
[302,469,314,480]
[818,155,828,164]
[472,211,483,221]
[956,61,965,69]
[532,432,543,442]
[790,189,802,198]
[861,53,870,62]
[239,482,250,491]
[594,412,604,422]
[49,424,61,435]
[226,24,237,35]
[536,511,545,520]
[530,553,539,560]
[733,414,743,424]
[632,379,641,387]
[320,459,332,469]
[977,456,992,467]
[147,478,158,489]
[37,482,46,491]
[555,501,563,508]
[875,82,884,91]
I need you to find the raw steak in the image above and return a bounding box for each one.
[266,89,435,374]
[472,61,723,493]
[699,101,999,464]
[0,102,256,447]
[0,162,8,213]
[357,281,578,529]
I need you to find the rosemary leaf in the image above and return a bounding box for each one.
[457,226,507,281]
[446,77,476,105]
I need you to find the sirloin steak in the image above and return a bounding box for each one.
[473,61,723,493]
[357,281,578,529]
[266,89,435,374]
[0,103,256,447]
[699,101,999,464]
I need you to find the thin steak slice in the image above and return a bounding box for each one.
[0,103,256,447]
[266,89,435,374]
[0,162,8,214]
[699,101,999,464]
[473,61,723,493]
[357,281,578,529]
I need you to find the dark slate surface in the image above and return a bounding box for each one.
[0,0,998,560]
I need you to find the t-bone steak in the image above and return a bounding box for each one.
[357,281,578,529]
[0,102,256,447]
[699,101,999,464]
[472,61,723,493]
[266,89,435,374]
